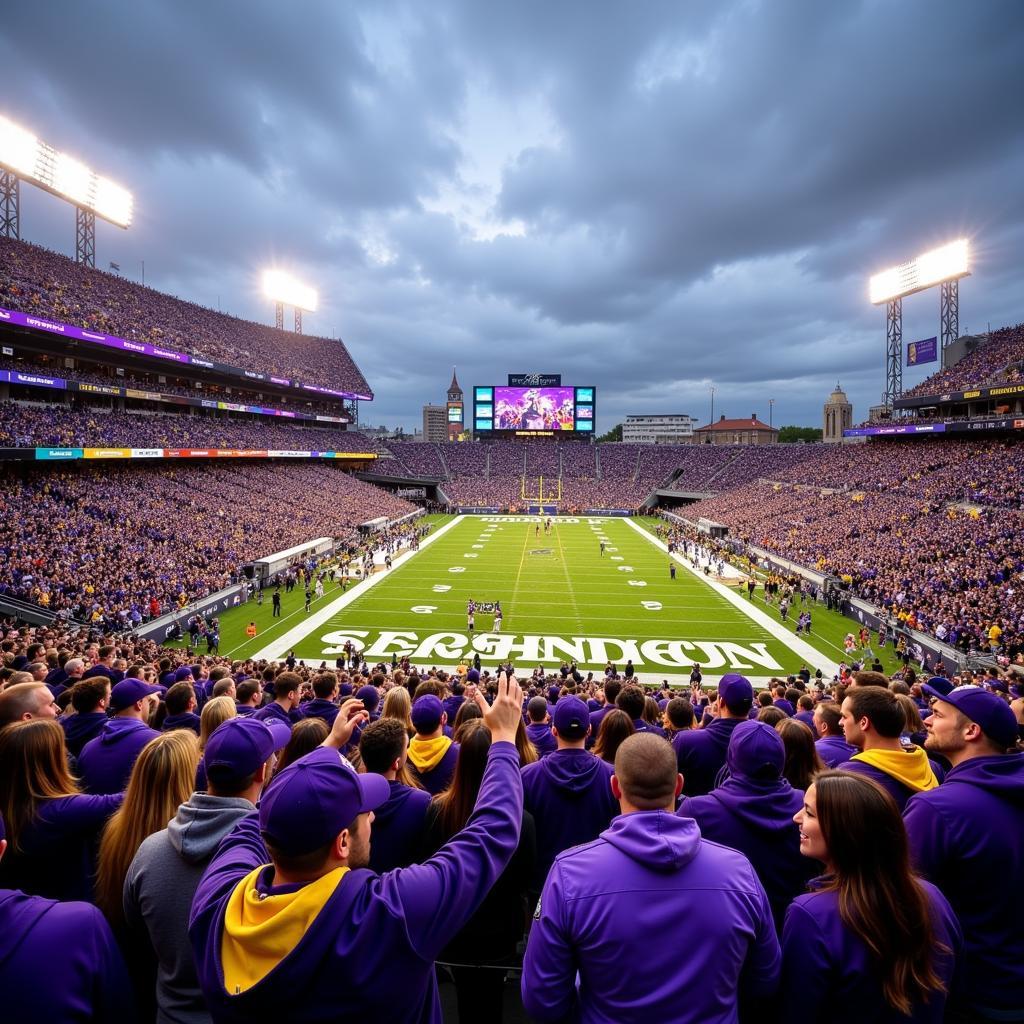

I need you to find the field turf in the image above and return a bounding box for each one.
[166,514,909,683]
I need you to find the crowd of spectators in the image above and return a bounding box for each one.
[0,402,372,451]
[0,353,350,419]
[0,237,371,395]
[0,462,413,629]
[902,322,1024,398]
[685,478,1023,656]
[0,620,1021,1022]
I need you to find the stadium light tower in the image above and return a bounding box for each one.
[262,269,318,333]
[0,114,133,265]
[869,239,970,407]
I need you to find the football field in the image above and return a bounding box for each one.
[245,515,841,683]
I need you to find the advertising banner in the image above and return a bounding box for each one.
[906,337,938,366]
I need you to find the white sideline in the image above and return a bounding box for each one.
[250,515,465,661]
[623,518,840,678]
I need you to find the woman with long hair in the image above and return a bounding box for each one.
[417,719,537,1023]
[452,698,483,735]
[784,770,960,1022]
[95,730,199,928]
[196,695,236,790]
[776,718,825,791]
[275,717,328,773]
[0,719,123,902]
[381,685,414,736]
[592,708,634,764]
[514,716,538,767]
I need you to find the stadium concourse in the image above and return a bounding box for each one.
[1,237,1024,1023]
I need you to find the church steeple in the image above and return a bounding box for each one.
[448,367,462,396]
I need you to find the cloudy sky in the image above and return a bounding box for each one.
[4,0,1023,432]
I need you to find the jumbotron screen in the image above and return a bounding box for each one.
[473,385,596,436]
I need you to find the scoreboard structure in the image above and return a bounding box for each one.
[473,375,596,438]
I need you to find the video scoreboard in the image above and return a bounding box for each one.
[473,378,596,437]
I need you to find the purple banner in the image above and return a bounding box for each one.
[907,336,938,367]
[0,305,371,401]
[844,423,946,437]
[1,369,68,390]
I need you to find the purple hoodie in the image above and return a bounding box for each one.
[189,742,522,1024]
[368,781,433,874]
[521,748,618,889]
[678,721,815,932]
[162,711,202,735]
[522,811,780,1022]
[781,877,960,1023]
[60,710,108,758]
[815,734,857,768]
[904,753,1024,1015]
[0,793,122,902]
[525,722,557,757]
[0,888,136,1022]
[673,716,745,796]
[78,716,161,795]
[299,697,339,728]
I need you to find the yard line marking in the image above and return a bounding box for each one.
[249,514,465,661]
[623,518,839,676]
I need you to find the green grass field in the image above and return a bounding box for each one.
[166,514,909,683]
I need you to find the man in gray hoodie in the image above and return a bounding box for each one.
[123,717,290,1023]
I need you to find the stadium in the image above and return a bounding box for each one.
[1,5,1023,1023]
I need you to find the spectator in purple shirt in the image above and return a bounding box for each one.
[79,678,163,795]
[60,677,112,757]
[299,672,341,729]
[358,717,431,873]
[524,696,558,757]
[162,681,202,735]
[783,771,960,1023]
[523,732,780,1022]
[0,809,136,1022]
[407,695,459,795]
[904,684,1024,1021]
[812,700,857,767]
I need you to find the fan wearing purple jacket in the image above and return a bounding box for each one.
[904,684,1024,1022]
[812,701,857,768]
[523,732,780,1023]
[524,696,558,757]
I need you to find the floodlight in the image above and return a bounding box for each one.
[94,177,134,226]
[0,113,133,228]
[262,269,318,312]
[0,115,39,176]
[869,239,970,304]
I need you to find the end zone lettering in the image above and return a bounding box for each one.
[319,629,783,671]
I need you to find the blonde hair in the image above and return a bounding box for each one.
[199,695,237,750]
[95,730,199,926]
[381,686,414,737]
[0,719,79,852]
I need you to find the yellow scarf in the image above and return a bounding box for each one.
[220,864,349,994]
[408,734,452,772]
[853,747,938,793]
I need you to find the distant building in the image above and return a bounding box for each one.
[693,413,778,445]
[823,383,853,443]
[446,368,464,441]
[422,404,447,443]
[622,413,698,444]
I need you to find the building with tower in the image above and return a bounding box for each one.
[446,368,464,441]
[823,383,853,443]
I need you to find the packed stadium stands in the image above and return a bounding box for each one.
[0,462,413,628]
[902,322,1024,398]
[0,237,371,395]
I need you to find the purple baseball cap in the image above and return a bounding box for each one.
[925,676,955,697]
[466,669,480,684]
[259,747,390,856]
[204,718,292,787]
[718,673,753,713]
[726,720,785,781]
[174,666,195,683]
[921,683,1019,749]
[110,677,162,712]
[552,696,589,740]
[411,694,444,732]
[356,685,380,714]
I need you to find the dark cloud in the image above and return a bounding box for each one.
[3,0,1023,432]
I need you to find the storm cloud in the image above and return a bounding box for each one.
[3,0,1023,430]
